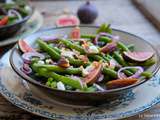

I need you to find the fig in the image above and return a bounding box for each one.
[83,61,102,85]
[106,78,138,89]
[18,40,35,53]
[70,27,80,39]
[56,15,80,27]
[77,1,98,24]
[100,42,117,53]
[123,51,154,62]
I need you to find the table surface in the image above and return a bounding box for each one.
[0,0,160,120]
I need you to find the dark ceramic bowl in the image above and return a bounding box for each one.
[0,6,33,39]
[9,26,160,106]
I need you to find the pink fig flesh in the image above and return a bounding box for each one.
[123,51,154,62]
[18,40,35,53]
[56,15,80,27]
[83,62,102,85]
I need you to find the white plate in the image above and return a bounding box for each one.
[0,51,160,120]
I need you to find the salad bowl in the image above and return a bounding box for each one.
[0,1,33,39]
[9,26,160,106]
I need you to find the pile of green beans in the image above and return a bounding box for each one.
[24,24,155,92]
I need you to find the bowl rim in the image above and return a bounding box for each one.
[9,25,160,94]
[0,5,34,29]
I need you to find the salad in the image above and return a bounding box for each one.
[18,24,155,92]
[0,0,31,26]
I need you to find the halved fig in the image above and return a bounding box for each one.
[100,42,117,53]
[70,27,80,39]
[83,61,102,84]
[18,40,35,53]
[56,15,80,27]
[106,78,138,89]
[77,1,98,24]
[123,51,154,62]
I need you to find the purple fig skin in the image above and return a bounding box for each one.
[123,51,154,62]
[100,42,117,53]
[77,1,98,24]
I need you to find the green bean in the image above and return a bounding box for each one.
[37,39,61,60]
[88,55,108,62]
[46,78,53,86]
[48,77,54,82]
[8,16,18,25]
[18,7,29,17]
[37,39,86,66]
[106,54,113,60]
[37,68,83,89]
[139,58,156,66]
[128,68,137,73]
[59,47,89,66]
[88,55,103,61]
[113,52,127,66]
[81,34,112,43]
[117,42,129,52]
[60,39,86,54]
[123,70,134,76]
[84,86,96,92]
[81,34,95,39]
[67,57,85,67]
[50,81,57,88]
[141,71,153,78]
[101,54,110,62]
[33,63,82,75]
[127,44,135,52]
[102,67,117,79]
[49,45,61,54]
[103,75,111,82]
[46,77,57,88]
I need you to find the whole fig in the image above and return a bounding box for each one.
[77,1,98,24]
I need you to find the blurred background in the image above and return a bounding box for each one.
[31,0,160,43]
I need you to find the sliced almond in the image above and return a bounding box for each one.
[57,57,70,68]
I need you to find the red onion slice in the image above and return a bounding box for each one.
[93,84,105,91]
[40,36,59,42]
[63,35,68,39]
[94,34,100,45]
[118,66,144,79]
[109,59,121,69]
[20,63,32,74]
[22,52,45,64]
[8,9,22,21]
[94,32,119,44]
[97,74,104,83]
[99,32,120,41]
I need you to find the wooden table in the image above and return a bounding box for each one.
[0,0,160,119]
